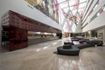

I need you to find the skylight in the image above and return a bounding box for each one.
[57,0,88,24]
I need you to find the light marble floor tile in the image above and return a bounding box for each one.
[0,39,105,70]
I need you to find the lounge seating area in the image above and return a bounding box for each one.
[57,37,103,56]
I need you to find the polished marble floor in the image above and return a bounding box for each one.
[0,39,105,70]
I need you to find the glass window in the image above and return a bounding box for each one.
[97,12,100,16]
[59,2,68,8]
[79,0,87,3]
[69,0,77,6]
[63,8,69,13]
[57,0,88,31]
[79,3,87,9]
[72,10,77,15]
[57,0,66,3]
[102,5,105,11]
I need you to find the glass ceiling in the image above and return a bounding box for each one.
[57,0,88,24]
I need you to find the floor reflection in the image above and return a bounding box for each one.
[1,39,105,70]
[57,55,79,70]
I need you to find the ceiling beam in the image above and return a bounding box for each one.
[61,1,87,9]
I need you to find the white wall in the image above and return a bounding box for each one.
[82,0,105,32]
[82,0,105,27]
[83,12,105,32]
[0,0,61,30]
[75,21,82,33]
[97,27,105,44]
[82,0,98,23]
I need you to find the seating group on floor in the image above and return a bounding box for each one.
[57,37,103,56]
